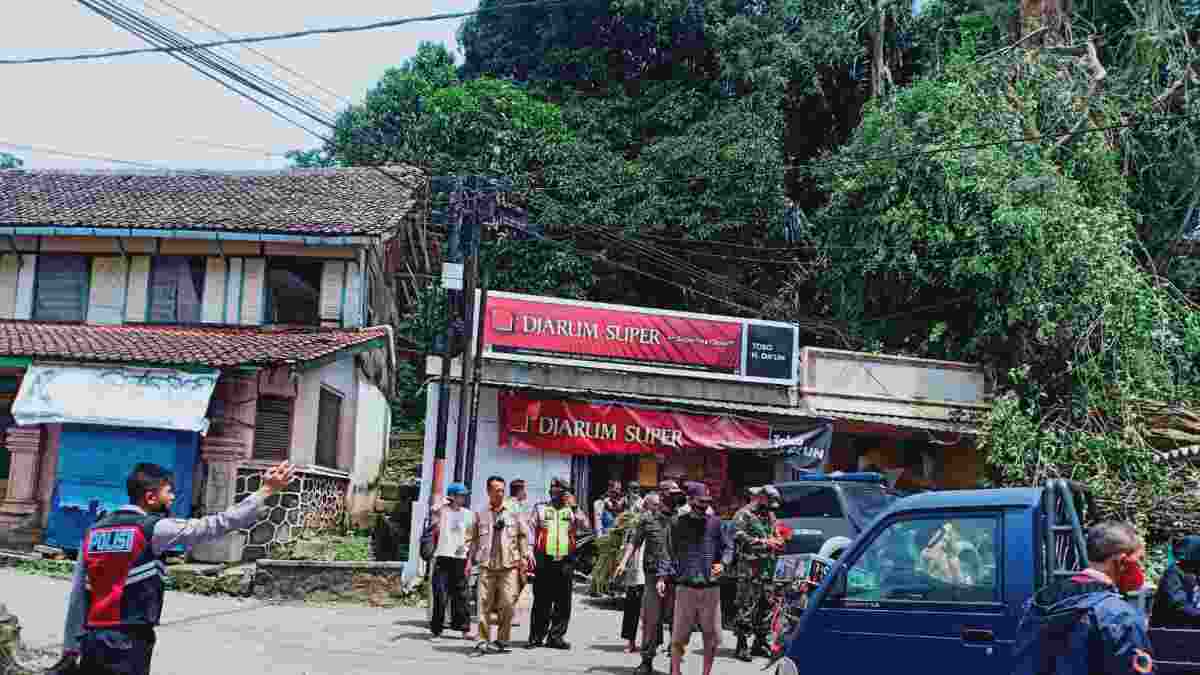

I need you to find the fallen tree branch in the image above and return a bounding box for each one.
[1054,37,1106,151]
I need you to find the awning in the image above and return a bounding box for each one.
[13,362,218,433]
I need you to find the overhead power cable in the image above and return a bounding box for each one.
[1,0,589,65]
[76,0,334,138]
[0,141,162,168]
[530,110,1200,195]
[172,136,289,157]
[137,0,351,109]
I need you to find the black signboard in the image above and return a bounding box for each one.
[746,324,795,380]
[772,423,834,470]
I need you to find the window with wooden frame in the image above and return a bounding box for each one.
[265,257,323,325]
[315,386,342,469]
[33,255,90,322]
[147,256,206,323]
[253,396,293,461]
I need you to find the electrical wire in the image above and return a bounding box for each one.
[171,137,288,157]
[0,141,163,168]
[75,0,333,140]
[1,0,595,65]
[137,0,351,110]
[529,110,1200,194]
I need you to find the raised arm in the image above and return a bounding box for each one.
[151,462,295,555]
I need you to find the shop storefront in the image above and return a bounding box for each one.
[405,291,991,577]
[498,390,832,516]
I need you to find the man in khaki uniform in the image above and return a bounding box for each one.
[468,475,530,653]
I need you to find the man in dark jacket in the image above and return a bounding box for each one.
[1013,520,1155,675]
[656,482,731,675]
[1151,535,1200,628]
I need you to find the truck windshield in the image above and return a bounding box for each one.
[842,485,898,531]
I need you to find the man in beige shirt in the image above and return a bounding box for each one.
[468,475,530,653]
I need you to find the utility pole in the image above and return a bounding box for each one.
[428,178,466,512]
[462,184,502,504]
[452,180,481,496]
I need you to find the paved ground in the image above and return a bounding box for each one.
[1,569,770,675]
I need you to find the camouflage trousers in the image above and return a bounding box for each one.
[734,576,772,640]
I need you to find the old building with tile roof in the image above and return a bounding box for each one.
[0,167,428,556]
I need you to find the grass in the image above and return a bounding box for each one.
[9,558,74,579]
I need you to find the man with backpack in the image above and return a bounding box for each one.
[426,482,476,642]
[1014,520,1155,675]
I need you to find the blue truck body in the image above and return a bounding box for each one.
[777,486,1200,674]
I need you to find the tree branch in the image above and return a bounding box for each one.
[1054,37,1106,151]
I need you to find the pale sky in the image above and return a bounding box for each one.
[1,0,475,170]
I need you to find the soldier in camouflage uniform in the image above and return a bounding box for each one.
[733,485,781,661]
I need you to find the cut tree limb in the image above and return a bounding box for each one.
[1054,37,1106,151]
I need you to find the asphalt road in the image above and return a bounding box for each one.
[1,569,772,675]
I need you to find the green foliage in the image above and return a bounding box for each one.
[0,153,22,169]
[794,36,1200,541]
[284,148,335,168]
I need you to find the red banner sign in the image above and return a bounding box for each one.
[499,391,771,455]
[484,294,743,373]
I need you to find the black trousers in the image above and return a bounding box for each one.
[621,585,644,641]
[78,628,156,675]
[430,556,470,635]
[530,555,574,643]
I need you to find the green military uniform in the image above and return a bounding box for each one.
[733,490,779,660]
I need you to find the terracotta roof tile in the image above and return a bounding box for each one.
[0,322,389,368]
[0,167,424,236]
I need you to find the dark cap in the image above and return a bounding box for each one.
[685,482,710,499]
[549,477,570,490]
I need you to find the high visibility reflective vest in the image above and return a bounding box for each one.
[535,504,577,560]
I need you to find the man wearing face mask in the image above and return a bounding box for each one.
[527,477,589,650]
[1151,535,1200,628]
[1014,520,1155,675]
[657,482,731,675]
[732,486,781,661]
[617,490,672,675]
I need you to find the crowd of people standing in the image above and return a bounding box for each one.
[424,474,790,675]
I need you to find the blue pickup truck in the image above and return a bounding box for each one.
[775,480,1200,674]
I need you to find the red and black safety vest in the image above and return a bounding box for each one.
[82,510,167,630]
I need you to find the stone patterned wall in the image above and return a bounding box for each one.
[234,467,349,560]
[252,560,411,606]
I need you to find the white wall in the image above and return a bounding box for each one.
[349,378,389,523]
[290,354,357,468]
[404,384,572,578]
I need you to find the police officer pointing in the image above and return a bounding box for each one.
[1014,520,1155,675]
[62,460,295,675]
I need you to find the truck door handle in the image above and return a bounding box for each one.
[962,628,994,643]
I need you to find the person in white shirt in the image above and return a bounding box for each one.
[429,482,476,642]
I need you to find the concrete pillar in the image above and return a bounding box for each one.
[0,426,45,547]
[190,376,256,563]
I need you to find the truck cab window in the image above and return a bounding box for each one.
[835,515,1000,604]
